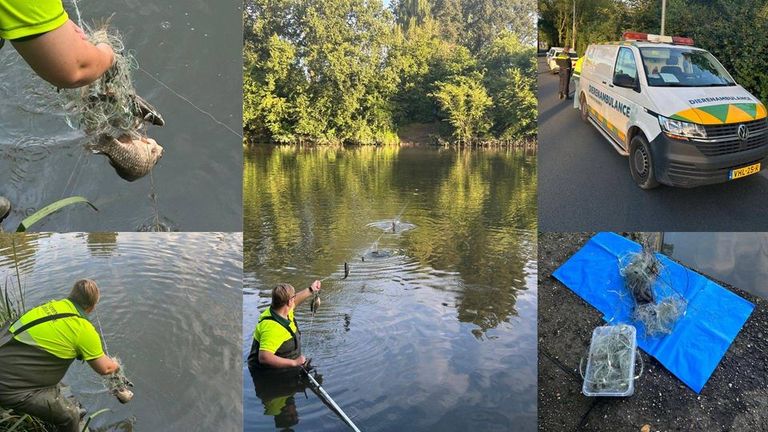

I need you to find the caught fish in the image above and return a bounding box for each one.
[392,221,397,233]
[0,196,10,223]
[310,294,321,314]
[90,134,163,182]
[343,262,350,279]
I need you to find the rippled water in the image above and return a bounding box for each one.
[243,146,538,431]
[664,232,768,298]
[0,233,242,431]
[0,1,242,231]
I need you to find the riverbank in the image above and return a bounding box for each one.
[244,123,538,149]
[538,232,768,431]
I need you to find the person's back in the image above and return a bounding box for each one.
[0,279,119,432]
[0,299,102,391]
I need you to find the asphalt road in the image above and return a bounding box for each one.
[537,57,768,231]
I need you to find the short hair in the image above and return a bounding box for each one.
[272,284,295,308]
[68,279,100,310]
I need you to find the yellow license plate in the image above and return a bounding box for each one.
[730,162,761,180]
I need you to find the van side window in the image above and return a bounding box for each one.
[613,47,638,87]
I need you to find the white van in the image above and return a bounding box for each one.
[578,32,768,188]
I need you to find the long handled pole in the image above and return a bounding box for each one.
[303,368,362,432]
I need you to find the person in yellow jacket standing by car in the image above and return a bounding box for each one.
[0,279,120,432]
[572,55,585,109]
[555,46,574,100]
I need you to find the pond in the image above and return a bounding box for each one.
[243,145,538,431]
[0,232,242,431]
[664,232,768,299]
[0,1,242,232]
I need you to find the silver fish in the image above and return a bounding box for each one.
[343,262,349,279]
[310,295,321,314]
[91,134,163,182]
[0,196,10,223]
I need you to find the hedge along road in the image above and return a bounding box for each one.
[537,57,768,231]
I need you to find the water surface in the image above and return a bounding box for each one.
[0,1,242,231]
[0,233,242,431]
[664,232,768,298]
[243,145,537,431]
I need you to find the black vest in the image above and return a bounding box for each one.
[247,313,301,371]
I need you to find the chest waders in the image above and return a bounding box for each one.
[248,315,302,370]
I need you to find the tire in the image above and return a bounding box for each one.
[629,134,660,189]
[579,93,589,123]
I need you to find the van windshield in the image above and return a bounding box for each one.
[639,47,736,87]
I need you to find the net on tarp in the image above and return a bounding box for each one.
[60,26,143,140]
[619,243,687,337]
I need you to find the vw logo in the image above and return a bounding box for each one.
[738,124,750,141]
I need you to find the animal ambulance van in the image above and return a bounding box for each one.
[578,32,768,188]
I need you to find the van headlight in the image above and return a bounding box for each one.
[658,115,707,140]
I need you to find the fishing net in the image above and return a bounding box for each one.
[582,324,639,396]
[103,357,134,404]
[60,26,143,140]
[619,244,687,337]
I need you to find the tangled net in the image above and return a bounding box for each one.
[582,324,637,395]
[619,245,687,337]
[103,357,134,404]
[60,26,144,139]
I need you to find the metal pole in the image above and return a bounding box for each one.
[661,0,667,36]
[572,0,576,49]
[304,370,363,432]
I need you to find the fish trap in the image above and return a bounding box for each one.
[581,324,642,397]
[60,26,143,140]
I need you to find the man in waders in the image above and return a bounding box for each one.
[0,279,121,432]
[556,46,574,100]
[248,281,322,371]
[0,0,115,88]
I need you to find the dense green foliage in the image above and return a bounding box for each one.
[244,0,537,145]
[539,0,768,104]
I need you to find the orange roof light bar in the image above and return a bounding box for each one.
[622,31,694,46]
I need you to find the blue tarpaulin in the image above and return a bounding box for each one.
[553,232,754,393]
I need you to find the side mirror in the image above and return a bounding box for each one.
[614,74,641,92]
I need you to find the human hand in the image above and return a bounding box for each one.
[95,43,116,66]
[294,355,307,367]
[311,280,321,292]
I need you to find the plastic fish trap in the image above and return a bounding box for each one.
[581,324,641,397]
[60,26,143,139]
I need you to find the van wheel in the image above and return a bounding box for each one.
[579,94,589,123]
[629,135,660,189]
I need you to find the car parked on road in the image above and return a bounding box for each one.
[578,32,768,188]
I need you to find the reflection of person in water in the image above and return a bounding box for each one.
[0,279,121,432]
[251,368,311,431]
[0,1,114,88]
[248,281,321,370]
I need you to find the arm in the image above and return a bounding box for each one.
[258,350,305,368]
[12,20,114,88]
[88,354,121,375]
[294,280,321,306]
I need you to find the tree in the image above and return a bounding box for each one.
[431,75,493,142]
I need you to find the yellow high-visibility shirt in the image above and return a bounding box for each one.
[0,0,69,40]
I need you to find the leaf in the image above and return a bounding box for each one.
[16,197,98,232]
[81,408,112,432]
